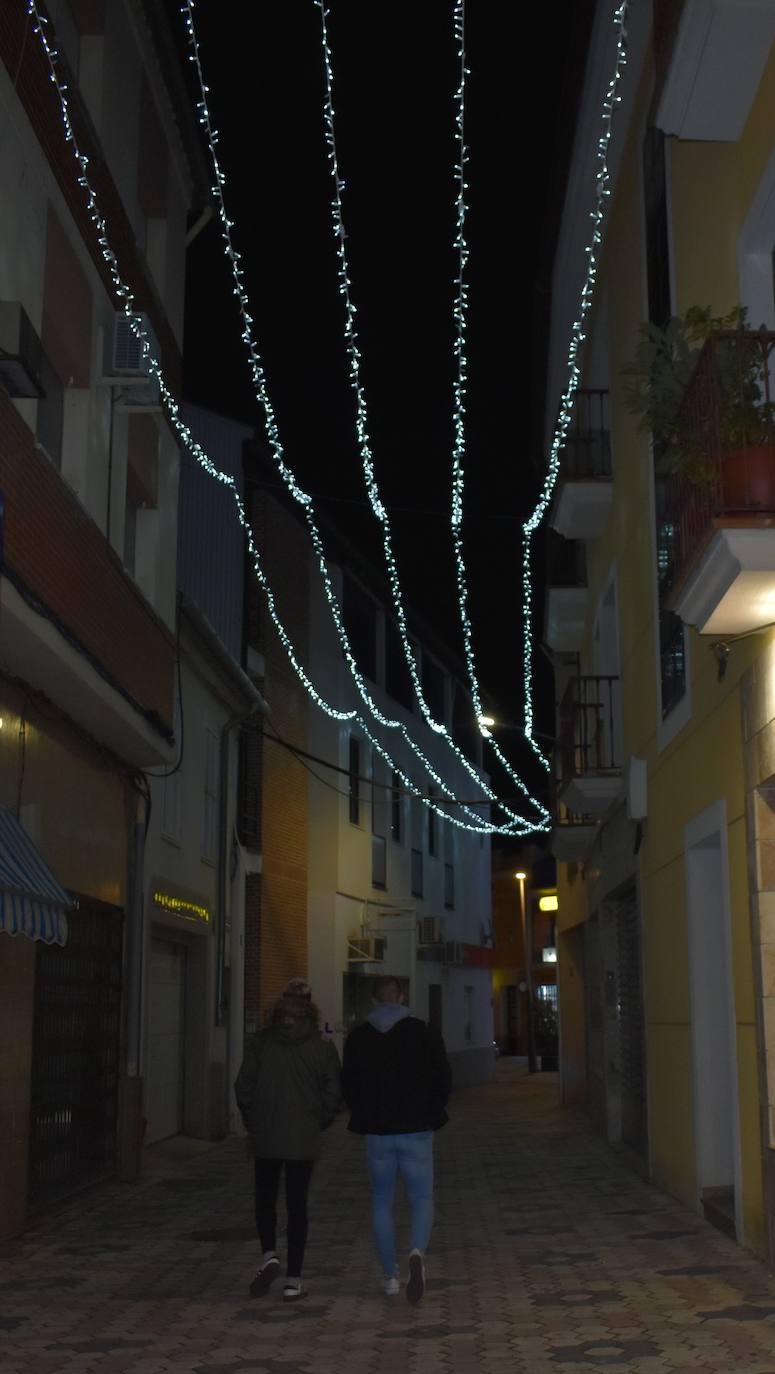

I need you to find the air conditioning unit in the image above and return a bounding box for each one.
[107,311,160,405]
[0,301,44,398]
[347,937,386,963]
[443,940,465,966]
[418,916,442,946]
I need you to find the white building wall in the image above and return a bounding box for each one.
[305,552,494,1086]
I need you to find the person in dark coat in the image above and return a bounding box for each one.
[234,980,341,1302]
[342,974,452,1303]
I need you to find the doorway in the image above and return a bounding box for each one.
[685,802,741,1237]
[145,938,187,1144]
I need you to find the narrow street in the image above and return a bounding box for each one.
[3,1062,775,1374]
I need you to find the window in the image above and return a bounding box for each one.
[39,205,92,471]
[348,735,361,825]
[343,575,377,683]
[124,413,159,581]
[428,787,437,857]
[411,847,423,898]
[391,770,402,843]
[421,654,446,724]
[428,984,442,1032]
[237,724,262,851]
[372,834,387,889]
[202,728,218,861]
[385,616,414,710]
[444,862,455,910]
[643,126,687,718]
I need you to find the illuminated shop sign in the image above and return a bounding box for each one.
[153,891,211,924]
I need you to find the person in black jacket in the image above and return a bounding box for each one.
[342,975,452,1303]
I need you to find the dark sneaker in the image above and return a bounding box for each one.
[406,1250,425,1305]
[249,1255,280,1297]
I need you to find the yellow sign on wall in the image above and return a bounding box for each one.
[153,891,211,924]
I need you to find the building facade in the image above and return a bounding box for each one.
[544,0,775,1259]
[0,0,206,1237]
[241,475,497,1088]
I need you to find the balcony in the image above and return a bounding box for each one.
[551,390,613,541]
[655,0,775,142]
[544,531,587,654]
[664,331,775,635]
[557,675,622,816]
[551,799,598,864]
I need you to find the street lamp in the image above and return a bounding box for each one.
[515,871,537,1073]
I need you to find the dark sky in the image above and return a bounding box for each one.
[173,1,594,821]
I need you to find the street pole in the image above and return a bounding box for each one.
[516,872,538,1073]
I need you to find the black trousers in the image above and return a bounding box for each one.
[254,1158,315,1277]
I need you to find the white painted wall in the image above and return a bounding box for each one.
[305,553,494,1078]
[0,4,189,633]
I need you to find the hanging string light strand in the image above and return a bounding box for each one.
[312,0,549,823]
[23,0,537,835]
[178,0,549,831]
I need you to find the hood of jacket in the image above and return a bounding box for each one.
[267,994,321,1045]
[367,1003,413,1033]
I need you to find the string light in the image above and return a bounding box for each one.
[522,2,630,767]
[24,1,536,835]
[178,1,548,834]
[313,0,550,825]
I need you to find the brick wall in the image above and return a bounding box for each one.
[0,388,175,731]
[0,2,183,394]
[244,487,310,1022]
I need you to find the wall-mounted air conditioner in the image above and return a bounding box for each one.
[347,937,386,963]
[0,301,44,398]
[105,311,161,406]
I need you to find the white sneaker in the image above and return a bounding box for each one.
[406,1249,425,1305]
[384,1274,400,1296]
[282,1278,306,1302]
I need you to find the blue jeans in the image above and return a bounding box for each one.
[366,1132,434,1277]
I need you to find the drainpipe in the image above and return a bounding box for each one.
[119,787,148,1182]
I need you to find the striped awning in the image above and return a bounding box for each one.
[0,806,72,946]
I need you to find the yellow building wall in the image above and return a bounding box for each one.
[558,48,775,1252]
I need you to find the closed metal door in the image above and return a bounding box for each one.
[584,913,606,1133]
[29,901,123,1207]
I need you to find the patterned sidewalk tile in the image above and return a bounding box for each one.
[4,1063,775,1372]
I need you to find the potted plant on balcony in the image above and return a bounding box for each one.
[622,305,775,507]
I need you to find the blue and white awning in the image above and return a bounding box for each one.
[0,807,72,946]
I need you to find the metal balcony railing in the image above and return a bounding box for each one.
[558,389,612,479]
[666,331,775,588]
[558,675,621,785]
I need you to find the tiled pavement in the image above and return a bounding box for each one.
[4,1063,775,1374]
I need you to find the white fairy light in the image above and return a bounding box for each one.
[522,2,630,767]
[178,0,548,832]
[25,0,539,835]
[311,0,549,824]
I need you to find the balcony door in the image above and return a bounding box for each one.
[685,802,741,1239]
[593,574,623,769]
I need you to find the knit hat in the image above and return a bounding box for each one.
[283,977,311,1001]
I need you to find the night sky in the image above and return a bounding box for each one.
[171,0,594,824]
